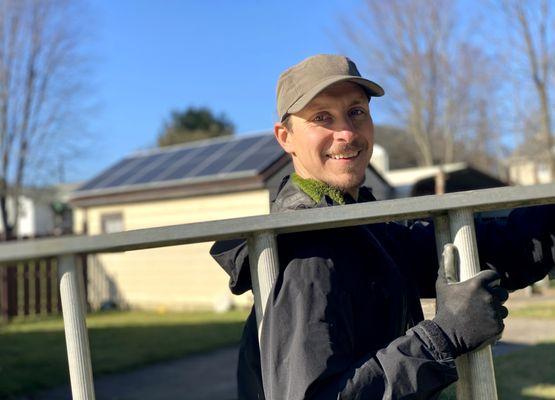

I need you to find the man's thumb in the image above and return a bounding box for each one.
[439,244,459,285]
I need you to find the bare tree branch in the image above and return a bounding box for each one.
[0,0,89,239]
[341,0,504,177]
[501,0,554,180]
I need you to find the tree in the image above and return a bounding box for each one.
[0,0,87,240]
[342,0,505,188]
[157,107,235,147]
[501,0,555,181]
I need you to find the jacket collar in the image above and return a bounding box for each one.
[271,175,376,213]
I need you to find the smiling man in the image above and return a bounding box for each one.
[210,54,555,400]
[276,81,372,199]
[275,55,382,200]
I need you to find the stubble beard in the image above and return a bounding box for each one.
[324,168,366,194]
[326,147,369,193]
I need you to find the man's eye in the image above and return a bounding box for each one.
[350,108,366,116]
[313,113,331,122]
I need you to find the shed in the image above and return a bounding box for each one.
[71,133,393,310]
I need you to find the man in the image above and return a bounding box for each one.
[210,54,554,399]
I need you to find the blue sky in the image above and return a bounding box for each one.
[75,0,379,183]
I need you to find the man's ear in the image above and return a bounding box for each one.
[274,122,295,155]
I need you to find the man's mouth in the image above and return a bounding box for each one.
[326,150,361,160]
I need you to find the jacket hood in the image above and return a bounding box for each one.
[209,176,313,295]
[210,238,251,295]
[209,175,376,294]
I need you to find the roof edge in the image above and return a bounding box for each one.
[71,170,258,200]
[126,130,273,159]
[70,175,267,208]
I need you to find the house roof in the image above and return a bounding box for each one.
[71,132,394,207]
[71,132,289,204]
[385,162,469,186]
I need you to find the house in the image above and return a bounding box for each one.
[503,133,555,185]
[70,132,393,311]
[0,184,76,239]
[506,154,554,185]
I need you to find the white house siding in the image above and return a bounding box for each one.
[33,202,55,236]
[17,197,35,237]
[0,195,57,238]
[74,189,270,311]
[508,159,552,185]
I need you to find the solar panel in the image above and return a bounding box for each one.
[78,157,137,191]
[178,139,242,178]
[101,155,163,188]
[81,156,154,191]
[219,135,275,174]
[228,139,284,173]
[155,141,228,182]
[191,136,263,177]
[75,133,285,193]
[123,150,185,186]
[127,147,200,185]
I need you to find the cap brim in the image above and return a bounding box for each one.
[287,75,384,115]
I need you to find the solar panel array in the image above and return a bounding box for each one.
[77,133,284,193]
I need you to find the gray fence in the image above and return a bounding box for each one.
[1,183,555,399]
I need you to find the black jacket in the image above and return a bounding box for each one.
[210,176,555,400]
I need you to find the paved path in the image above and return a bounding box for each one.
[494,317,555,356]
[27,347,239,400]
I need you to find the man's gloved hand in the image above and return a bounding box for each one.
[433,244,509,357]
[480,205,555,290]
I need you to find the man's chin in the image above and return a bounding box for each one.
[324,174,365,194]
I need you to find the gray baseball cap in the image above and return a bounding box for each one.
[276,54,384,122]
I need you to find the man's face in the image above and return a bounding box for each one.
[275,81,374,197]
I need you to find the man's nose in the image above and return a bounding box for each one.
[333,117,356,142]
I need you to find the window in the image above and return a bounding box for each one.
[101,212,124,234]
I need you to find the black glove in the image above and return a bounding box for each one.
[433,244,509,357]
[509,205,555,288]
[479,204,555,290]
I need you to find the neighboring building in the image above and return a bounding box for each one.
[385,162,507,198]
[506,154,554,185]
[369,143,389,174]
[0,184,76,239]
[505,134,555,185]
[70,133,393,311]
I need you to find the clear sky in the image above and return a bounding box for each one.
[74,0,383,183]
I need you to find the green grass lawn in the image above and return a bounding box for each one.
[510,302,555,319]
[2,302,554,399]
[495,340,555,399]
[439,339,555,399]
[0,309,248,398]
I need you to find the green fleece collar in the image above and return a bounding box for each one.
[291,173,347,205]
